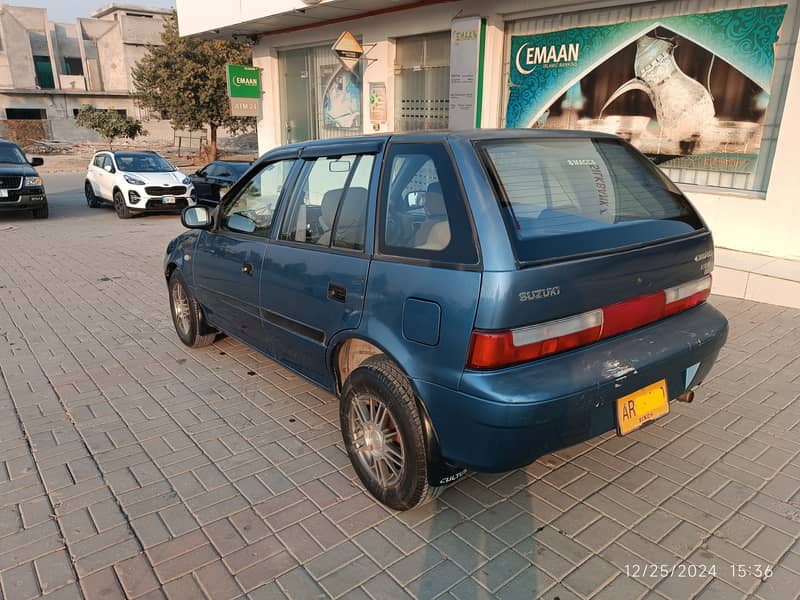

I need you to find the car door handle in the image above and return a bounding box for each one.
[327,283,347,303]
[241,262,254,276]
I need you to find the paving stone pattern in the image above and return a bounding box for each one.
[0,178,799,599]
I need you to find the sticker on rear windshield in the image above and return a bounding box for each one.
[566,159,597,166]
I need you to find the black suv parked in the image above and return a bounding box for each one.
[0,140,47,219]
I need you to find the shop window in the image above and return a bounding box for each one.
[6,108,47,120]
[501,2,799,193]
[394,31,451,132]
[278,44,363,144]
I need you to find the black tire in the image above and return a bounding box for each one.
[85,182,102,208]
[168,271,217,348]
[340,355,445,510]
[32,202,48,219]
[113,190,132,219]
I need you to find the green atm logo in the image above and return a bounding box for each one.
[226,65,261,99]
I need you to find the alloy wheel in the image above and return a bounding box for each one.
[171,281,192,336]
[348,393,405,487]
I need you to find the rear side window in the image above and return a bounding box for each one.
[379,143,477,264]
[481,138,704,263]
[92,154,104,167]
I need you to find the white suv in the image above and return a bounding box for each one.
[85,150,196,219]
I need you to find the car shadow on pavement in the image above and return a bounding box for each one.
[401,470,548,599]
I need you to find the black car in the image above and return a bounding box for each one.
[189,160,252,206]
[0,140,47,219]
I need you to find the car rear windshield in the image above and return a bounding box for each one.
[480,138,704,263]
[227,163,250,177]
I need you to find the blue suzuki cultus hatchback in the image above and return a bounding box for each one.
[165,130,728,510]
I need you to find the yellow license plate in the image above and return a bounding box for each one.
[616,379,669,436]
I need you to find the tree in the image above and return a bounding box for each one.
[75,106,145,147]
[132,13,256,161]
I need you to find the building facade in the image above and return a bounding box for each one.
[0,2,175,145]
[177,0,800,260]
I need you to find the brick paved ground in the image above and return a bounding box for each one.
[0,174,799,600]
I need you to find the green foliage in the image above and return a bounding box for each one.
[132,13,256,159]
[75,106,145,147]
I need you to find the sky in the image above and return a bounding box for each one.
[17,0,175,22]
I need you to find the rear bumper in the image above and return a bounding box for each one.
[416,302,728,473]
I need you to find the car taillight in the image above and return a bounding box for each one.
[467,275,712,370]
[663,276,712,317]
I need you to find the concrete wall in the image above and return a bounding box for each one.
[0,92,177,143]
[0,8,37,89]
[95,23,128,92]
[119,13,165,45]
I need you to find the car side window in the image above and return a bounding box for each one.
[279,154,373,251]
[93,155,104,168]
[379,143,478,264]
[101,155,114,171]
[220,159,295,237]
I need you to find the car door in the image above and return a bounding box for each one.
[194,163,220,205]
[97,154,116,199]
[191,155,298,350]
[259,143,380,388]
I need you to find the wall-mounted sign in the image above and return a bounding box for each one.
[449,16,486,129]
[229,98,258,118]
[505,6,787,188]
[226,64,261,99]
[369,82,387,123]
[332,31,363,72]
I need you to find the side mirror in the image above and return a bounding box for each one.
[181,206,211,229]
[103,164,114,173]
[194,170,205,177]
[225,213,256,234]
[29,157,44,167]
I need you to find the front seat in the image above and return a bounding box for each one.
[413,182,451,250]
[316,188,342,245]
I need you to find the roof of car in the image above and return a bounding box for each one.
[269,128,619,154]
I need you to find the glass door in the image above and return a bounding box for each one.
[279,48,314,144]
[279,45,364,144]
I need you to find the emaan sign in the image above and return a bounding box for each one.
[226,64,261,99]
[515,42,580,74]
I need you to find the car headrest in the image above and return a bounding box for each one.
[425,182,446,218]
[335,187,368,249]
[320,188,343,227]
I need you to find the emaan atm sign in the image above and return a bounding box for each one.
[226,64,260,117]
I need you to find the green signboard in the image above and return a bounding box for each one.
[226,64,261,99]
